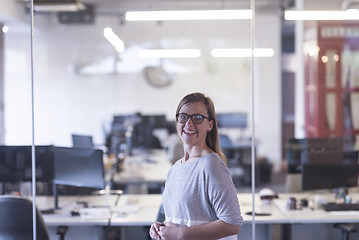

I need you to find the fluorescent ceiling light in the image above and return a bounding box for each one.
[126,10,251,21]
[211,48,274,58]
[138,49,201,58]
[284,10,359,20]
[32,3,86,12]
[2,26,9,33]
[104,27,125,53]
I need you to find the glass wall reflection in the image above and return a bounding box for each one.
[0,1,34,196]
[3,0,359,239]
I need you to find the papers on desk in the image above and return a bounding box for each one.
[79,205,141,220]
[79,208,111,220]
[114,204,141,214]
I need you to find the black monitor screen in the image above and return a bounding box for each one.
[72,134,94,149]
[286,137,343,173]
[302,163,358,190]
[141,115,167,129]
[216,113,247,129]
[132,114,167,150]
[0,145,54,182]
[299,137,343,165]
[53,147,105,189]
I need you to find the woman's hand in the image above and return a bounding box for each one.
[149,222,164,240]
[158,222,185,240]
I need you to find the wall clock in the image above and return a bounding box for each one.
[143,66,173,88]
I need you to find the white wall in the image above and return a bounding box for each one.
[3,8,282,168]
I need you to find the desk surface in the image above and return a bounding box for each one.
[37,194,162,227]
[274,192,359,224]
[110,150,172,184]
[36,191,359,227]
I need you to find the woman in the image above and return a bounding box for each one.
[150,92,242,240]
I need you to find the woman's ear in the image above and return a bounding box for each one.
[207,120,214,132]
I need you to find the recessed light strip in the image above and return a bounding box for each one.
[104,27,125,53]
[138,49,201,58]
[32,3,86,12]
[284,10,359,20]
[211,48,274,58]
[126,10,252,21]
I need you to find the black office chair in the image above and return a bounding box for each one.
[334,223,357,240]
[0,196,50,240]
[219,134,234,163]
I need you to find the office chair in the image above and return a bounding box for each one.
[334,223,357,240]
[0,196,50,240]
[219,134,234,163]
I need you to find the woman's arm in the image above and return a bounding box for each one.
[159,220,241,240]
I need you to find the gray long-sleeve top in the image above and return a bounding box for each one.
[162,153,243,240]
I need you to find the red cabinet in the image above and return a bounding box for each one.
[304,21,359,148]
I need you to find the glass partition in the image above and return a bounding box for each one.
[7,0,359,240]
[0,1,33,196]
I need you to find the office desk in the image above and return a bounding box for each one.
[37,193,286,240]
[37,194,162,240]
[273,192,359,240]
[37,194,161,226]
[35,192,359,240]
[109,150,172,193]
[274,192,359,223]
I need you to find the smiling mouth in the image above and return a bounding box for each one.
[183,130,197,135]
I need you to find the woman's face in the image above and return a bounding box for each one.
[176,101,213,147]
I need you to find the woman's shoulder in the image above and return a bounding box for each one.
[199,153,226,168]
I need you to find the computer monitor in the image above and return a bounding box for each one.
[302,163,358,190]
[298,137,359,191]
[216,112,247,129]
[52,147,105,209]
[286,137,343,174]
[141,114,167,129]
[53,147,105,189]
[131,114,167,150]
[0,145,54,183]
[72,134,94,149]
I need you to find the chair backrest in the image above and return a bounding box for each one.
[219,134,232,148]
[0,196,50,240]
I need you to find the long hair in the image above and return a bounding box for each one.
[176,92,228,165]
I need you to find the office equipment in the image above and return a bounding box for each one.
[106,113,140,152]
[0,196,50,240]
[52,147,105,209]
[333,223,357,240]
[53,147,105,189]
[71,134,94,149]
[286,137,343,173]
[324,203,359,212]
[0,145,54,183]
[216,112,247,129]
[299,137,343,165]
[302,163,358,191]
[285,137,358,191]
[131,114,167,150]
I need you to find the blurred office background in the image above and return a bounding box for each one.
[0,0,359,192]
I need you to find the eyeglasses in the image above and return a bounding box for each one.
[175,113,211,125]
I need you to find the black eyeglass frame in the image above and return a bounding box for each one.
[175,113,212,125]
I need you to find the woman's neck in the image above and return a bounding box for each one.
[183,144,213,162]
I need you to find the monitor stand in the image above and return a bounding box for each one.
[38,183,58,214]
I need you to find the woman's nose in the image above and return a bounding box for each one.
[185,117,195,126]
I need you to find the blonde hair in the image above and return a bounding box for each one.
[176,92,228,165]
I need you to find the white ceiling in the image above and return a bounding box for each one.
[90,0,284,12]
[30,0,287,14]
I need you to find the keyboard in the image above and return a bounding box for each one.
[324,203,359,212]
